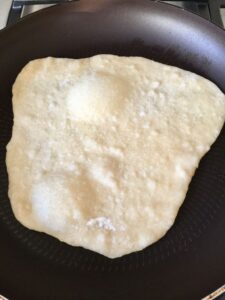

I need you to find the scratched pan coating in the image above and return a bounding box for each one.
[0,1,225,299]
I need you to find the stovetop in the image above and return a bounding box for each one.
[0,1,225,300]
[0,0,225,30]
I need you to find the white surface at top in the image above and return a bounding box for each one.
[0,0,11,30]
[221,8,225,27]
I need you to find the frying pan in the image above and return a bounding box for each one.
[0,1,225,299]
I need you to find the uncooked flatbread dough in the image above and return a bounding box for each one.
[6,55,225,258]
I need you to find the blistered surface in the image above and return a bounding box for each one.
[6,55,225,258]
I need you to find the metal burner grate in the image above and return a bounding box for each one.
[7,0,75,26]
[165,0,225,26]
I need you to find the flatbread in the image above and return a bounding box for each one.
[6,55,225,258]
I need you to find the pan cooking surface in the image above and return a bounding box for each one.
[0,1,225,299]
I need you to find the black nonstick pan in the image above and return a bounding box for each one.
[0,1,225,299]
